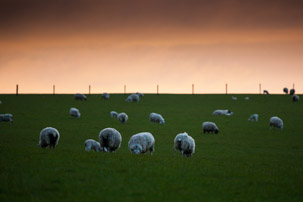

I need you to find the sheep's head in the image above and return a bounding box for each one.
[215,129,219,134]
[130,144,142,154]
[160,119,165,124]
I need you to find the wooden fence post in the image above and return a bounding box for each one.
[16,84,18,95]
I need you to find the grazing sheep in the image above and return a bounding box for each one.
[174,132,195,157]
[290,89,295,95]
[0,100,2,104]
[202,122,219,134]
[102,93,110,100]
[0,114,13,124]
[110,111,118,118]
[283,88,288,94]
[269,116,283,130]
[136,92,144,97]
[248,114,259,122]
[84,139,101,152]
[244,97,249,100]
[128,132,155,155]
[293,95,300,102]
[213,109,233,116]
[38,127,60,149]
[74,93,87,101]
[117,112,128,124]
[99,128,122,152]
[126,94,139,102]
[150,113,165,124]
[70,108,80,118]
[232,96,237,100]
[263,90,270,94]
[125,96,132,102]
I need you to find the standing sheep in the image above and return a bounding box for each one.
[290,89,295,95]
[38,127,60,149]
[126,94,139,102]
[102,93,110,100]
[110,111,118,118]
[263,90,270,94]
[84,139,102,152]
[99,128,122,152]
[202,122,219,134]
[174,132,195,157]
[0,114,13,124]
[283,88,288,94]
[128,132,155,155]
[150,113,165,124]
[269,116,283,130]
[70,108,81,118]
[136,92,144,97]
[248,114,259,122]
[293,95,300,102]
[213,109,233,116]
[74,93,87,101]
[117,112,128,124]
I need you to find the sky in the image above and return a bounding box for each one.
[0,0,302,94]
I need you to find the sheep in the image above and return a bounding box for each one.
[232,96,237,100]
[126,94,139,102]
[74,93,87,101]
[263,90,269,94]
[212,109,233,116]
[99,128,122,152]
[110,111,118,118]
[293,95,300,102]
[125,96,132,102]
[269,116,283,130]
[117,112,128,124]
[0,100,2,104]
[38,127,60,149]
[244,97,249,100]
[174,132,195,157]
[150,113,165,124]
[102,93,110,100]
[248,114,259,122]
[290,89,295,95]
[283,88,288,94]
[84,139,102,152]
[202,122,219,134]
[70,108,80,118]
[0,114,13,124]
[128,132,155,155]
[136,92,144,97]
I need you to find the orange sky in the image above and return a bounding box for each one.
[0,0,302,94]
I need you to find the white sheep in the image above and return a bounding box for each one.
[136,92,144,97]
[245,97,249,100]
[283,88,288,94]
[174,132,195,157]
[84,139,102,152]
[126,94,139,102]
[150,113,165,124]
[0,100,2,104]
[232,96,237,100]
[202,122,219,134]
[293,95,300,102]
[110,111,118,118]
[99,128,122,152]
[74,93,87,101]
[125,96,132,102]
[70,108,80,118]
[102,93,110,100]
[269,116,283,130]
[290,89,295,95]
[128,132,155,155]
[38,127,60,149]
[248,114,259,122]
[0,114,13,124]
[117,112,128,124]
[212,109,233,116]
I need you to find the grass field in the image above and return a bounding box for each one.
[0,94,303,201]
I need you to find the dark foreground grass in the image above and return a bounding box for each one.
[0,94,303,201]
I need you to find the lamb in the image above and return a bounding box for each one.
[290,89,295,95]
[99,128,122,152]
[294,94,300,100]
[174,132,195,157]
[38,127,60,149]
[117,112,128,123]
[136,92,144,97]
[74,93,87,101]
[212,109,233,116]
[128,132,155,155]
[283,88,288,94]
[126,94,139,102]
[102,93,110,100]
[263,90,269,94]
[70,108,80,118]
[269,116,283,130]
[110,111,118,118]
[232,96,237,100]
[0,114,13,124]
[150,113,165,124]
[84,139,102,152]
[248,114,259,122]
[202,122,219,134]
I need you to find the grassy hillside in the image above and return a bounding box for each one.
[0,94,302,201]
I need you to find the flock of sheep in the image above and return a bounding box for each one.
[0,88,300,157]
